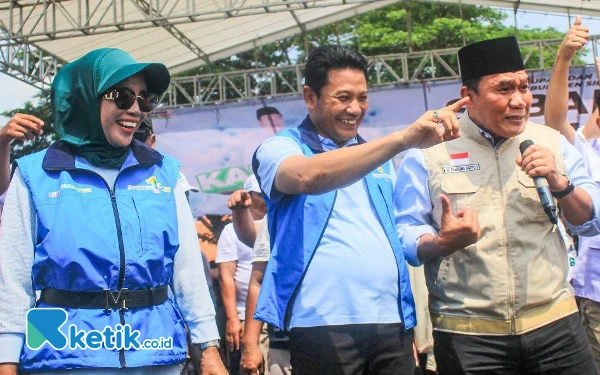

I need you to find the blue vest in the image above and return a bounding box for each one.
[16,141,187,371]
[252,116,416,330]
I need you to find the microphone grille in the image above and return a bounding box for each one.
[519,139,534,154]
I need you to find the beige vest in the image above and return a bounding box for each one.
[421,113,576,335]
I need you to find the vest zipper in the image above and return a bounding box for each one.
[495,149,516,334]
[46,161,161,368]
[110,190,127,368]
[283,190,338,330]
[108,164,148,368]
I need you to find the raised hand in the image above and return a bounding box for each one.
[227,190,252,210]
[401,96,470,150]
[436,194,480,257]
[558,16,588,62]
[0,113,44,146]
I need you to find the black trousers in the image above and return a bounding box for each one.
[289,323,415,375]
[434,313,599,375]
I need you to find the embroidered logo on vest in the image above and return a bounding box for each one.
[48,184,93,198]
[372,166,392,181]
[127,176,172,193]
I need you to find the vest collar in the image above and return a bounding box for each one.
[297,115,367,151]
[42,140,163,171]
[460,111,501,148]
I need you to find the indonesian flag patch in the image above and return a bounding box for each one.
[450,152,469,166]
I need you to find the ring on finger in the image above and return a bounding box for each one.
[433,110,439,123]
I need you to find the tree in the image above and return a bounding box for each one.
[2,2,582,243]
[182,2,575,87]
[4,89,56,163]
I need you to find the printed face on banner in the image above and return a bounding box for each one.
[305,68,368,147]
[466,70,532,139]
[257,113,285,133]
[152,66,597,217]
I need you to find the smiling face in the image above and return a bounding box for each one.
[304,68,368,147]
[463,70,532,139]
[100,73,149,148]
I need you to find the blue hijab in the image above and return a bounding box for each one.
[51,48,170,168]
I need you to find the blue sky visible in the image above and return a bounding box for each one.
[0,8,599,123]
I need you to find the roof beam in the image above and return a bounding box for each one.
[1,1,599,43]
[2,0,599,89]
[0,25,64,89]
[129,0,211,64]
[0,0,396,42]
[162,35,600,107]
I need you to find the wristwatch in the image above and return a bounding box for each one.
[198,339,220,350]
[551,176,575,199]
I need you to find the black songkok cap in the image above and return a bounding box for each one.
[458,36,525,83]
[256,106,281,120]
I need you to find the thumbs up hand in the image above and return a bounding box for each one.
[436,194,480,257]
[559,16,589,62]
[417,194,480,262]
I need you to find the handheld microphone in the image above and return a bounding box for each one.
[519,140,558,224]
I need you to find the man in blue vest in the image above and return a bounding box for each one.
[251,44,469,374]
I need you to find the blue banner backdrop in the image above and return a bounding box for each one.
[151,67,599,217]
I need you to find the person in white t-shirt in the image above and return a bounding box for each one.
[217,175,266,373]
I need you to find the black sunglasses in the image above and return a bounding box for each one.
[103,87,158,112]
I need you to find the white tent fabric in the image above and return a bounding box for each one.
[0,0,598,78]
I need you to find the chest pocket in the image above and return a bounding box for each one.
[440,171,481,213]
[516,171,548,222]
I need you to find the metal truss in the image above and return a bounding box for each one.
[1,0,598,43]
[0,0,388,42]
[0,26,63,89]
[162,34,600,108]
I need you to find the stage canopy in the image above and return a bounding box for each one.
[0,0,598,89]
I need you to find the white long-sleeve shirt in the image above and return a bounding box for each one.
[0,166,219,373]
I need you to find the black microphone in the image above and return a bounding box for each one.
[519,140,558,224]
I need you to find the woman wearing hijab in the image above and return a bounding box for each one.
[0,49,227,375]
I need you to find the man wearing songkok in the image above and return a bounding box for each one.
[395,36,600,373]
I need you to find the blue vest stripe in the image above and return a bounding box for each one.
[253,117,416,330]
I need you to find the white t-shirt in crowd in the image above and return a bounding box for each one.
[252,217,270,263]
[216,222,253,319]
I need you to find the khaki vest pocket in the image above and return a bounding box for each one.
[440,171,482,212]
[516,171,548,222]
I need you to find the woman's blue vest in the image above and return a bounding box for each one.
[15,141,187,371]
[251,117,416,330]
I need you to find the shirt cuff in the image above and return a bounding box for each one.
[0,333,24,363]
[187,316,221,345]
[563,184,600,237]
[252,256,270,263]
[215,256,238,264]
[402,225,437,267]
